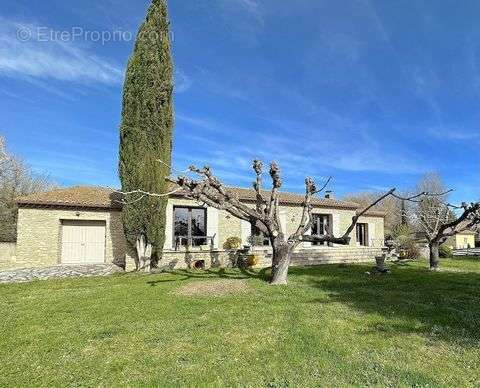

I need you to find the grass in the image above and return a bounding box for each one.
[0,258,479,387]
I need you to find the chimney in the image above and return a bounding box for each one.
[325,190,334,199]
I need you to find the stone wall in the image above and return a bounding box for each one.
[0,242,16,270]
[290,246,384,266]
[157,245,385,270]
[163,197,385,251]
[15,198,385,271]
[16,208,128,269]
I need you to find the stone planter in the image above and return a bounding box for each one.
[375,256,386,271]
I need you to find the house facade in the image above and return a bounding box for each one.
[445,230,477,250]
[5,186,386,271]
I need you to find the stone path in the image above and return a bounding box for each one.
[0,264,124,284]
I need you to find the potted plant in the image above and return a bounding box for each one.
[246,235,266,267]
[223,237,243,250]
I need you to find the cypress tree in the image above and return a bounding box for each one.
[119,0,173,268]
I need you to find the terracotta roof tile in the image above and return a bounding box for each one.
[17,185,385,217]
[185,186,361,209]
[17,186,123,210]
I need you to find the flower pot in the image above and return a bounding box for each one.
[247,254,262,267]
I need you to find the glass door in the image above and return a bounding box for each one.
[311,214,331,246]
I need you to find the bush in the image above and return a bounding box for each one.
[439,244,453,258]
[223,237,242,250]
[398,239,421,260]
[247,254,261,267]
[402,242,421,260]
[392,225,421,260]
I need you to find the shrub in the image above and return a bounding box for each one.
[401,241,421,260]
[439,244,453,258]
[392,225,420,260]
[247,254,261,267]
[223,237,242,250]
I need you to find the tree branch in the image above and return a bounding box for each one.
[298,188,396,245]
[113,187,181,198]
[267,162,282,222]
[314,176,332,195]
[252,160,266,215]
[433,202,480,243]
[291,177,316,242]
[391,189,454,203]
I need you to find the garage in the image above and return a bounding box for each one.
[61,220,106,264]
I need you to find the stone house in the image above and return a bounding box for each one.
[5,186,386,270]
[445,230,477,250]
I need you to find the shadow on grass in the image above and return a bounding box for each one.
[292,262,480,345]
[146,266,270,287]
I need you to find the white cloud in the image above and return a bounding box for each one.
[0,19,123,85]
[175,113,427,178]
[175,68,193,93]
[28,150,118,187]
[323,33,365,63]
[236,0,262,16]
[428,126,480,142]
[176,113,234,133]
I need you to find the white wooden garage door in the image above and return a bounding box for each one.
[61,220,106,264]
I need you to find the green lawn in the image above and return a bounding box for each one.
[1,258,479,387]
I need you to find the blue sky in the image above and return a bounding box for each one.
[0,0,479,203]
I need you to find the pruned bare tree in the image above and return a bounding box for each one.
[412,174,480,270]
[165,160,396,284]
[0,136,55,242]
[119,160,456,283]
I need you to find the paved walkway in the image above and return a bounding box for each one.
[0,264,124,284]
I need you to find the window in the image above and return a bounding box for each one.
[311,214,332,246]
[356,223,368,246]
[250,224,270,246]
[173,207,207,247]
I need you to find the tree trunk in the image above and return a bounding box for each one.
[270,241,293,285]
[429,242,440,271]
[136,235,153,273]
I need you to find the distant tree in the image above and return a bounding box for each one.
[119,0,174,271]
[0,136,54,242]
[412,173,480,270]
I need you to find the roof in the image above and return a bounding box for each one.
[456,230,478,236]
[171,186,361,210]
[17,185,385,217]
[454,221,479,236]
[17,186,123,210]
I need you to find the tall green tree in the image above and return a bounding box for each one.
[119,0,174,270]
